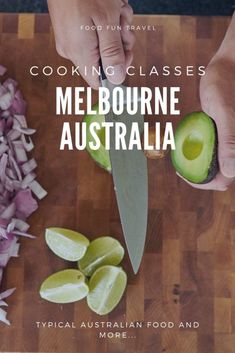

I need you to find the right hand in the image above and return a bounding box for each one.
[177,56,235,191]
[48,0,135,89]
[177,13,235,191]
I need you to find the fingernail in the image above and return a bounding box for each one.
[110,64,125,84]
[222,158,235,178]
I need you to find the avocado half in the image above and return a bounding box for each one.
[84,104,111,172]
[171,111,218,184]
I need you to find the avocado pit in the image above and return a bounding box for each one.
[182,131,203,161]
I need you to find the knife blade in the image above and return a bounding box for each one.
[100,67,148,274]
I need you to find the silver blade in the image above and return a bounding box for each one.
[105,98,148,274]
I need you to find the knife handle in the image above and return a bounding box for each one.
[99,59,107,81]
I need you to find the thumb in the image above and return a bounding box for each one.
[97,26,126,85]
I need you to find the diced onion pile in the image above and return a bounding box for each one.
[0,65,47,325]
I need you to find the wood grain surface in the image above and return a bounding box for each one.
[0,13,234,353]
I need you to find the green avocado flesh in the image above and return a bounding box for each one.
[84,104,111,172]
[171,111,218,184]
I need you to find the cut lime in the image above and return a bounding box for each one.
[45,227,89,261]
[87,265,127,315]
[78,236,125,277]
[40,269,89,304]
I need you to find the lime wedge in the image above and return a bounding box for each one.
[78,236,125,277]
[40,269,89,303]
[87,265,127,315]
[45,227,89,261]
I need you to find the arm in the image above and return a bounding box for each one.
[215,13,235,61]
[180,13,235,191]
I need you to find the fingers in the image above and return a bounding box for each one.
[53,18,101,89]
[120,3,133,24]
[215,108,235,178]
[176,172,234,191]
[120,16,135,67]
[72,28,100,90]
[98,33,126,84]
[120,3,135,67]
[95,18,126,84]
[93,3,134,85]
[200,80,235,178]
[52,0,135,88]
[204,105,235,178]
[73,53,100,90]
[220,156,235,178]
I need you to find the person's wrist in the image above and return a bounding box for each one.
[213,48,235,66]
[211,13,235,64]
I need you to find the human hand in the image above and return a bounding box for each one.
[48,0,135,89]
[178,14,235,191]
[178,57,235,191]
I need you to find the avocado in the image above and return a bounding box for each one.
[171,111,218,184]
[84,104,111,172]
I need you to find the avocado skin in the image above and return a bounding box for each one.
[200,123,218,183]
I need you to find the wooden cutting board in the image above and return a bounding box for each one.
[0,13,234,353]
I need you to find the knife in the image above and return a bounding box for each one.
[100,64,148,274]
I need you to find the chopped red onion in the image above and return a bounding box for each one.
[0,288,16,300]
[0,91,13,111]
[12,180,22,191]
[0,84,6,94]
[0,300,7,307]
[0,67,47,325]
[0,153,8,183]
[7,129,22,141]
[0,253,9,267]
[0,227,8,239]
[29,180,48,200]
[6,219,16,233]
[9,241,20,257]
[10,218,30,232]
[0,308,10,325]
[12,230,35,239]
[9,155,22,181]
[21,172,36,189]
[0,219,8,228]
[21,159,37,175]
[3,78,18,91]
[0,65,7,76]
[0,236,20,261]
[14,115,27,128]
[10,98,27,115]
[0,143,8,156]
[15,127,36,136]
[13,141,28,163]
[0,203,16,221]
[14,189,38,219]
[21,134,34,152]
[1,110,10,119]
[6,167,16,180]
